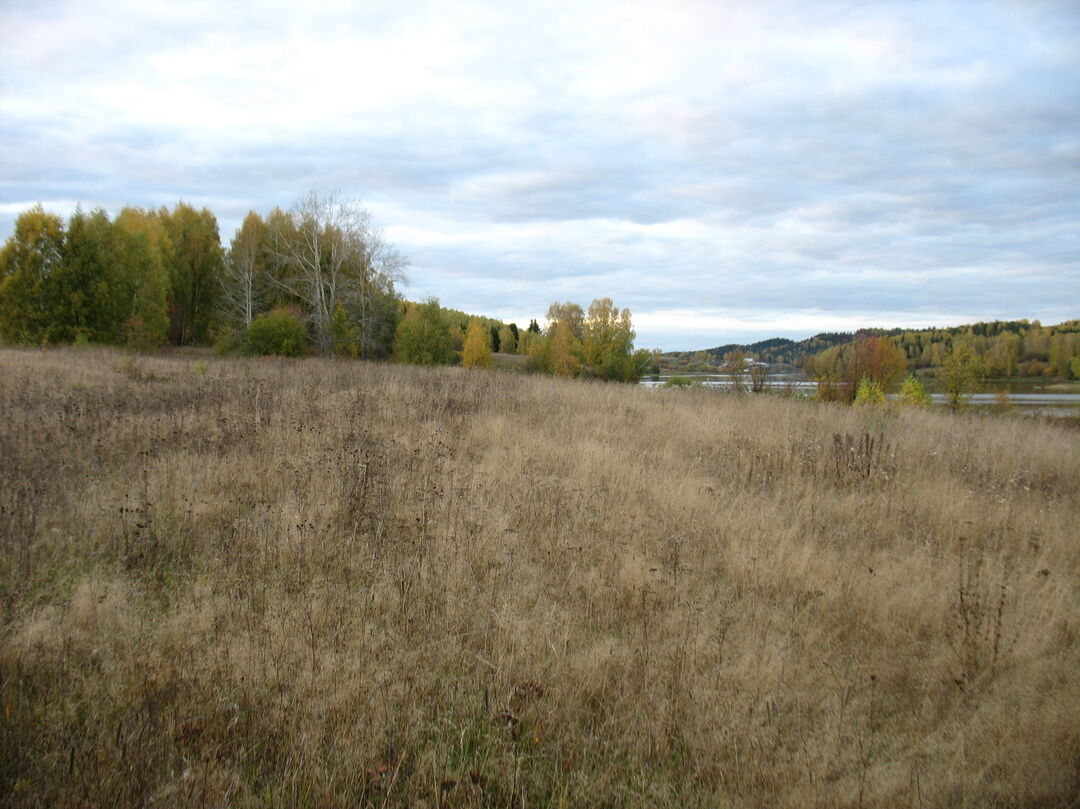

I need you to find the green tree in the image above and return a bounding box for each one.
[944,343,982,410]
[985,332,1021,377]
[330,301,359,357]
[853,377,886,406]
[518,328,541,357]
[526,331,551,373]
[393,298,455,365]
[497,324,517,355]
[663,375,701,388]
[462,319,493,368]
[114,208,170,349]
[1048,334,1075,378]
[582,298,640,381]
[896,374,931,407]
[58,208,164,344]
[49,208,117,342]
[160,202,225,345]
[0,206,65,343]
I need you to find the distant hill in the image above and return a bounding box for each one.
[663,331,862,370]
[662,319,1080,379]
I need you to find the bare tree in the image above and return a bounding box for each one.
[351,229,408,359]
[267,189,407,356]
[749,358,770,393]
[723,349,748,393]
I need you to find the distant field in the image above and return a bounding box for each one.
[1,347,1078,808]
[491,351,529,373]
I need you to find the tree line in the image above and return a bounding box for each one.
[0,191,404,357]
[700,326,1074,410]
[666,319,1080,382]
[802,320,1080,399]
[0,193,652,382]
[887,320,1080,379]
[668,333,852,371]
[523,300,653,382]
[391,297,652,382]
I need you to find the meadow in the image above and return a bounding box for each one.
[1,347,1078,808]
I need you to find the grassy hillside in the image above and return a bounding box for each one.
[2,348,1079,808]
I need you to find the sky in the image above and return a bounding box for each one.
[1,0,1078,351]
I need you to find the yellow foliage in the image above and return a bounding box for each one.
[461,319,493,368]
[549,319,581,377]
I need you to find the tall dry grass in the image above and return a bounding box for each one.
[1,346,1078,808]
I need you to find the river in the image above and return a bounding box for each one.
[640,374,1080,417]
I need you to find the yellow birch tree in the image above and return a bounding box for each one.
[549,319,581,377]
[462,319,493,368]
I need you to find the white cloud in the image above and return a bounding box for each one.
[1,0,1078,349]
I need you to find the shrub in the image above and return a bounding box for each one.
[897,373,931,407]
[213,326,245,356]
[662,376,700,388]
[244,308,309,357]
[853,376,886,406]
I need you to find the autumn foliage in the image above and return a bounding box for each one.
[806,335,909,401]
[461,319,493,368]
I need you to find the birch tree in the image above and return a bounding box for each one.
[462,319,493,368]
[582,297,636,380]
[221,211,268,329]
[267,189,406,356]
[723,350,748,393]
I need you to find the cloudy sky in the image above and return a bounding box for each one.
[1,0,1077,350]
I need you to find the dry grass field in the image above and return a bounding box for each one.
[1,347,1078,808]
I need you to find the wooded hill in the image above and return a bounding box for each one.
[665,319,1080,380]
[664,333,852,371]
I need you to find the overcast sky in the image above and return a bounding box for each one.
[1,0,1077,350]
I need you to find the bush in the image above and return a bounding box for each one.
[213,326,245,356]
[393,299,455,366]
[897,373,931,407]
[853,376,886,406]
[245,308,309,357]
[662,376,700,388]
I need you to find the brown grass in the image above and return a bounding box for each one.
[1,346,1078,808]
